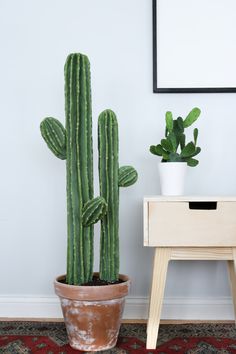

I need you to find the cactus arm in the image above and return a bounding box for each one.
[82,197,107,227]
[98,110,119,282]
[99,110,138,282]
[118,166,138,187]
[98,113,109,280]
[40,117,66,160]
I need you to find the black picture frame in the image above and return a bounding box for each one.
[153,0,236,93]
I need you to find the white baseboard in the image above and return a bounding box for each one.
[0,296,234,320]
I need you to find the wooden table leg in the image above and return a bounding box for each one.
[227,248,236,326]
[146,247,171,349]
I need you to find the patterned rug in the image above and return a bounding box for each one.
[0,321,236,353]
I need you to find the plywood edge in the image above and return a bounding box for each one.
[143,200,149,246]
[143,195,236,202]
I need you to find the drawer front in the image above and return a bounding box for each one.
[148,201,236,247]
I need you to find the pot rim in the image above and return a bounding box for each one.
[159,161,187,165]
[54,273,130,301]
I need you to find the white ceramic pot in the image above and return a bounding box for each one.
[159,162,187,196]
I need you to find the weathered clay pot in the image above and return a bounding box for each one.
[54,273,130,351]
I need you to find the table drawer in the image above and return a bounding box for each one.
[147,201,236,247]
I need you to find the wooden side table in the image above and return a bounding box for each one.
[143,196,236,349]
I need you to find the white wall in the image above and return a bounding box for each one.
[1,0,236,317]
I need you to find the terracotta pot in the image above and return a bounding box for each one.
[54,273,130,351]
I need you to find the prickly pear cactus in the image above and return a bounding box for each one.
[40,53,138,285]
[150,108,201,167]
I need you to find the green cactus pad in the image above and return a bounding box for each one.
[179,134,186,150]
[168,152,182,162]
[183,107,201,128]
[165,111,173,132]
[149,145,163,156]
[82,197,107,227]
[40,117,66,160]
[180,142,196,158]
[118,166,138,187]
[161,138,173,153]
[194,128,198,145]
[189,146,201,158]
[167,133,177,151]
[176,117,184,133]
[186,158,199,167]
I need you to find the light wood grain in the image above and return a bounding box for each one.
[146,248,171,349]
[171,248,234,260]
[227,248,236,326]
[144,197,236,349]
[148,201,236,247]
[144,196,236,202]
[143,200,149,246]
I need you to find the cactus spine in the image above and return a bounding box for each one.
[40,53,137,285]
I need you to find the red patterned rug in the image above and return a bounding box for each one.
[1,321,236,353]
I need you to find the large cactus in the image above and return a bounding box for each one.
[98,110,138,282]
[40,53,137,285]
[40,54,106,285]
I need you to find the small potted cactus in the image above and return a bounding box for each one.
[149,108,201,195]
[40,53,138,351]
